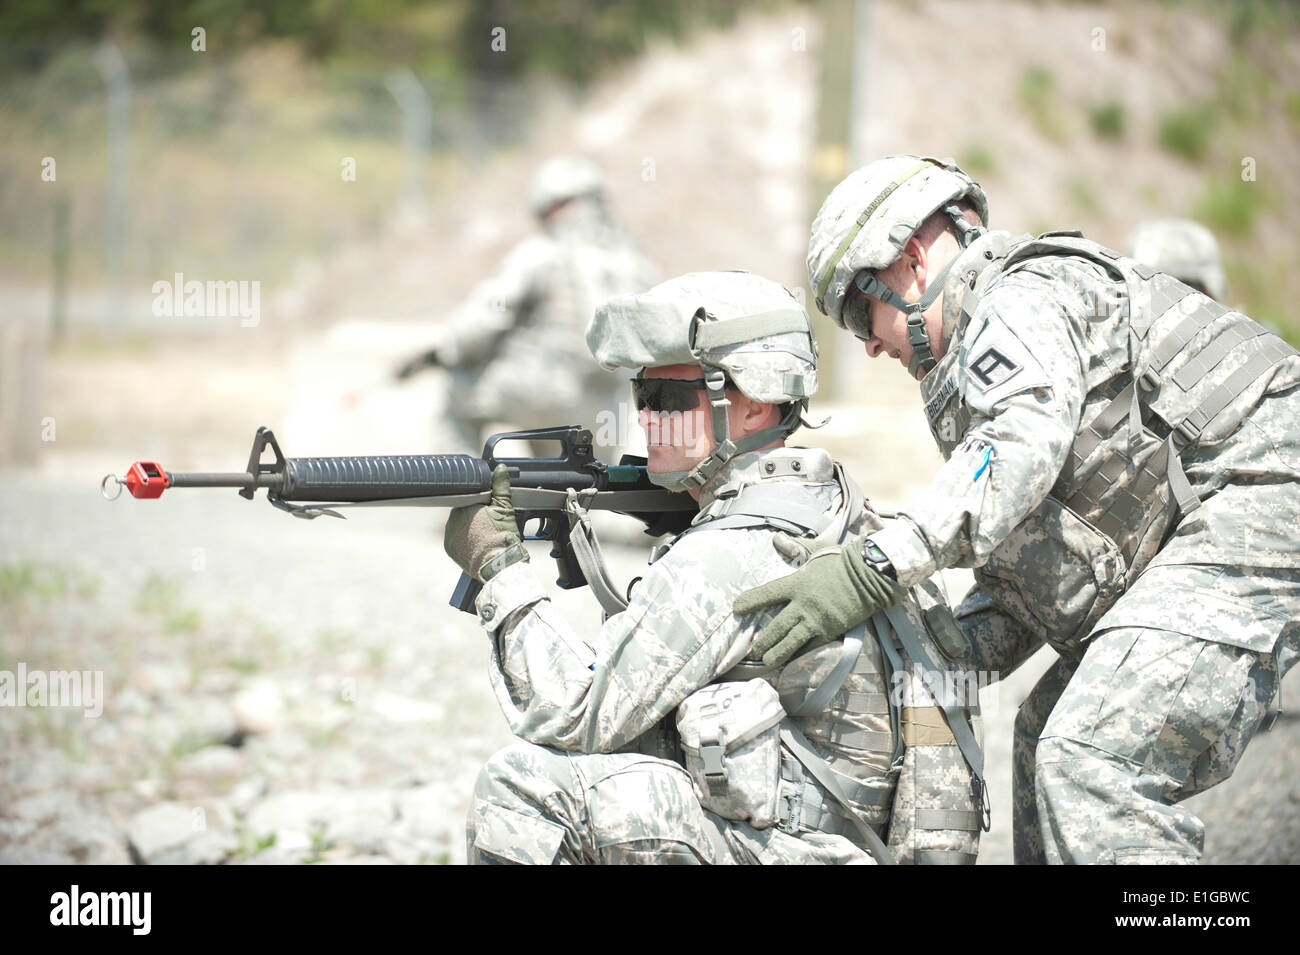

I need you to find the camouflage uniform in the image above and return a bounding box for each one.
[466,446,983,864]
[463,271,984,864]
[803,155,1300,864]
[859,228,1300,864]
[437,160,659,451]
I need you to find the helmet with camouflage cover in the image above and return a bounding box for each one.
[529,155,606,219]
[1125,219,1227,302]
[587,270,818,491]
[807,155,988,376]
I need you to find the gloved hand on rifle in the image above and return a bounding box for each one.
[445,464,529,582]
[394,348,443,381]
[733,535,904,668]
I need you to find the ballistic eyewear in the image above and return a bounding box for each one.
[631,376,732,414]
[843,273,876,342]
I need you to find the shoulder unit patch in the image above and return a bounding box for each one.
[968,346,1022,390]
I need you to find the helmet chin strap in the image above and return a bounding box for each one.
[853,205,986,379]
[648,368,805,494]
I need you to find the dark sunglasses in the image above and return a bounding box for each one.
[842,277,874,342]
[631,376,730,414]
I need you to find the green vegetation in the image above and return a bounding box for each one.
[1158,106,1214,163]
[1287,91,1300,131]
[164,607,203,635]
[961,144,997,177]
[134,573,203,635]
[1088,100,1126,141]
[1017,66,1067,143]
[1065,176,1102,218]
[1193,177,1264,237]
[0,0,770,289]
[134,574,180,615]
[232,829,277,861]
[1226,0,1300,44]
[0,561,100,605]
[317,627,354,654]
[1225,255,1296,345]
[1213,51,1273,123]
[0,0,762,88]
[303,822,336,864]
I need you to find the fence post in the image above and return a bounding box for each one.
[95,40,130,333]
[385,67,433,225]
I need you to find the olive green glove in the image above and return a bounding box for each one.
[444,464,526,581]
[733,538,905,668]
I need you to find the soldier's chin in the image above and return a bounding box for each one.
[645,445,679,469]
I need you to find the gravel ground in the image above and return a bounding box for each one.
[0,466,665,865]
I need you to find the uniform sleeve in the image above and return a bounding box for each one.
[871,276,1089,588]
[953,586,1043,677]
[437,238,551,366]
[472,531,780,754]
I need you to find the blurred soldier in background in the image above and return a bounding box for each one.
[1126,219,1228,302]
[739,154,1300,864]
[396,155,660,453]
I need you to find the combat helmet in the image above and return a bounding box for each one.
[1125,219,1228,302]
[528,155,606,219]
[587,270,818,492]
[807,155,988,377]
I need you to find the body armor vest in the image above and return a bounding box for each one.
[660,466,984,863]
[925,231,1298,655]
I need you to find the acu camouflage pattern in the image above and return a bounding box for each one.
[437,201,659,448]
[869,228,1300,863]
[675,679,786,827]
[587,270,819,405]
[1036,594,1300,864]
[465,445,982,863]
[874,229,1300,650]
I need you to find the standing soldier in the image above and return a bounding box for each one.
[442,271,984,864]
[396,155,660,452]
[736,155,1300,863]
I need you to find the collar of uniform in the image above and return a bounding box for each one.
[696,446,835,510]
[939,230,1018,353]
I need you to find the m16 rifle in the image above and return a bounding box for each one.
[102,425,697,614]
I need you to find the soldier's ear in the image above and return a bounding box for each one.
[904,235,928,276]
[739,397,780,435]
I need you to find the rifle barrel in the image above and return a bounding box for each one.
[168,471,276,489]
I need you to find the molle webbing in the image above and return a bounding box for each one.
[878,606,984,787]
[978,236,1297,570]
[909,749,981,865]
[1165,334,1295,445]
[782,623,867,717]
[779,721,895,864]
